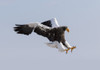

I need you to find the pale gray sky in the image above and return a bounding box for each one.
[0,0,100,70]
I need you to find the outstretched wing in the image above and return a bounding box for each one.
[14,22,51,36]
[14,24,34,35]
[41,18,59,28]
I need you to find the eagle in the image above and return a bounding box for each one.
[14,18,76,53]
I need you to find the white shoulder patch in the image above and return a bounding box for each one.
[50,18,60,27]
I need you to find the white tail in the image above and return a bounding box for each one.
[45,42,57,48]
[46,41,67,52]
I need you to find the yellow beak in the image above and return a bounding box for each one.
[66,28,70,32]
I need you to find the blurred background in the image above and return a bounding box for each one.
[0,0,100,70]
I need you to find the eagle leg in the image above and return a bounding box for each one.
[71,46,76,52]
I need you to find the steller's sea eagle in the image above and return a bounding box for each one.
[14,18,76,53]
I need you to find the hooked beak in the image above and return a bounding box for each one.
[66,28,70,32]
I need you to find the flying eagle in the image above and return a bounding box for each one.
[14,18,76,53]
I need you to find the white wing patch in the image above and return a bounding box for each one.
[50,18,60,27]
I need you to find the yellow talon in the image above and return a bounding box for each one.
[65,48,70,54]
[71,46,76,52]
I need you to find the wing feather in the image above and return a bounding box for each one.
[14,23,51,36]
[41,18,60,28]
[14,24,34,35]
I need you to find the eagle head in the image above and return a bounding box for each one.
[62,26,70,32]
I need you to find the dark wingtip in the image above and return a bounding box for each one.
[13,24,33,35]
[14,24,21,31]
[14,24,20,31]
[14,27,19,32]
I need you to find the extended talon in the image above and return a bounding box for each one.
[71,46,76,52]
[65,48,70,54]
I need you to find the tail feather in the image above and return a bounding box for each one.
[45,42,57,48]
